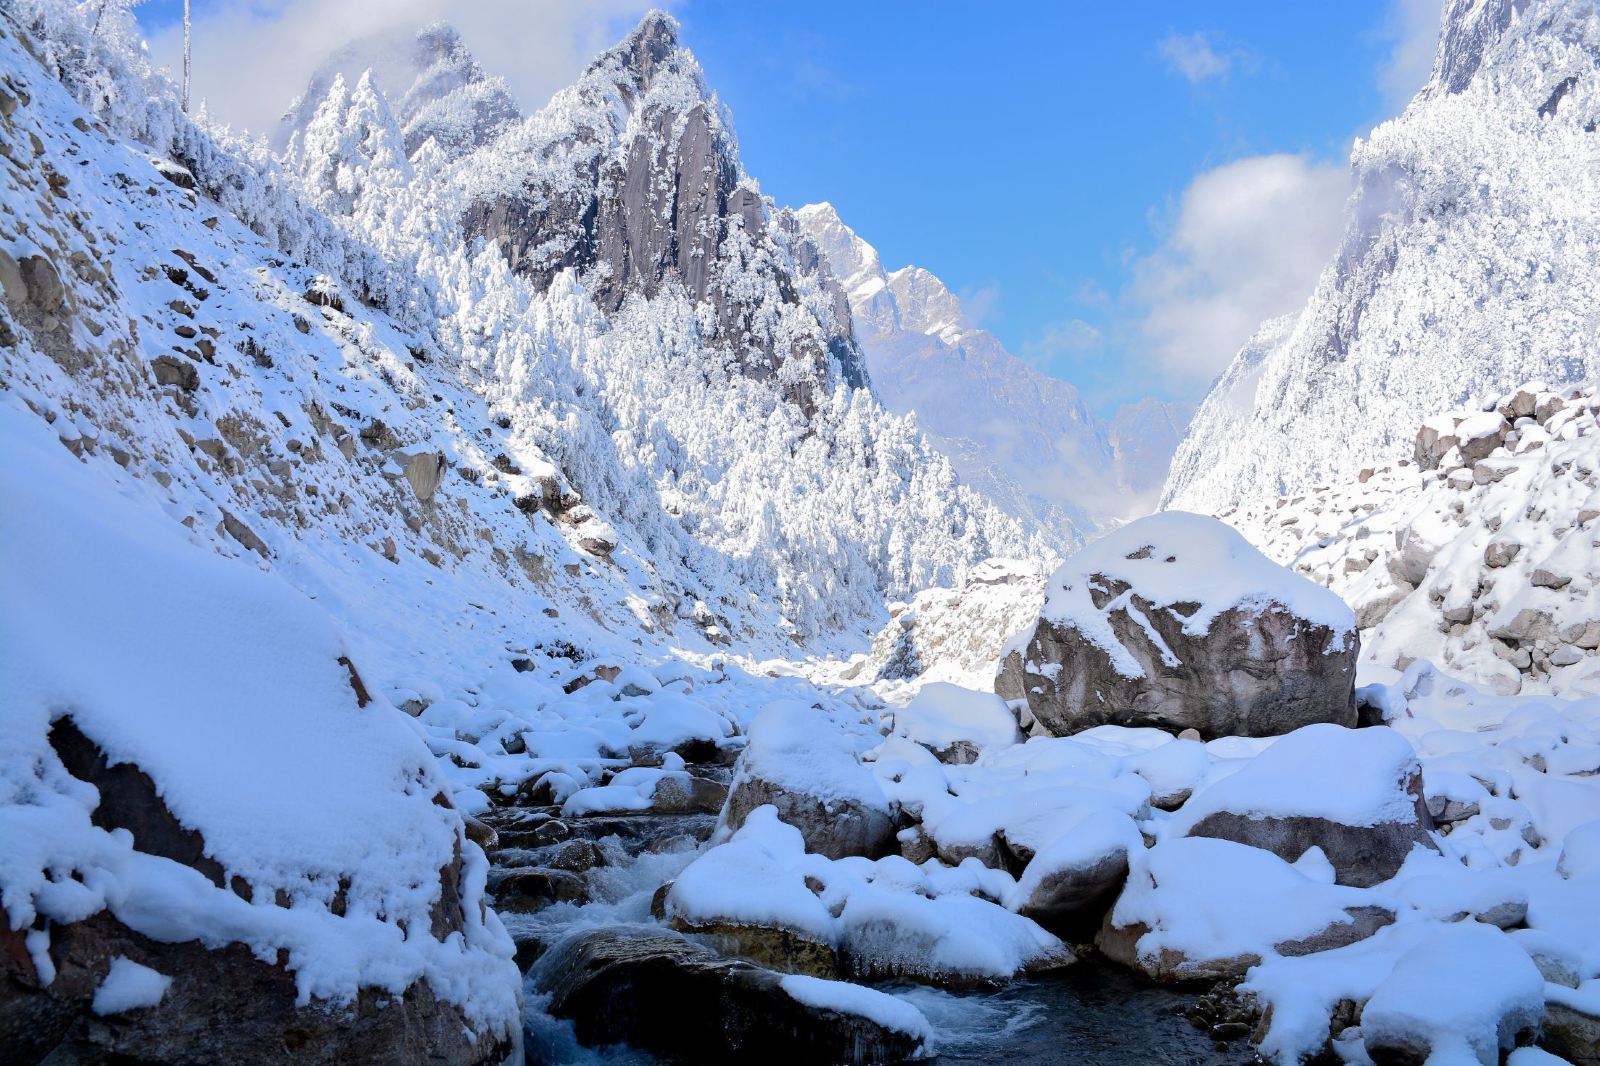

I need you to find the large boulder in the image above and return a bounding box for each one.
[997,512,1359,739]
[1169,724,1438,888]
[1361,924,1544,1066]
[533,929,931,1064]
[1096,837,1396,983]
[720,702,895,860]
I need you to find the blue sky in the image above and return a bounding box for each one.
[137,1,1440,414]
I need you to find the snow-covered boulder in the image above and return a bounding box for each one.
[535,928,932,1064]
[1096,838,1396,982]
[719,702,895,860]
[1360,923,1544,1066]
[666,807,1071,987]
[997,513,1359,739]
[890,682,1021,764]
[1004,805,1143,922]
[1169,724,1438,888]
[0,408,518,1063]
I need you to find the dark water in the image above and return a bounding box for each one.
[897,964,1255,1065]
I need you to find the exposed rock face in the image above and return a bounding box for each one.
[997,513,1359,739]
[534,929,928,1065]
[459,14,868,415]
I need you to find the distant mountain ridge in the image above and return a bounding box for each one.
[797,203,1190,543]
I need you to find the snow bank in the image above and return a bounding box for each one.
[0,405,518,1026]
[891,682,1020,757]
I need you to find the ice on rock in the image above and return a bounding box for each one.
[778,974,933,1048]
[1361,923,1545,1066]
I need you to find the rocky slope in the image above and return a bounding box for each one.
[798,202,1188,541]
[1222,381,1600,698]
[1165,0,1600,514]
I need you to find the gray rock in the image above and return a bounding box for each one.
[219,509,269,558]
[149,355,199,391]
[998,589,1358,740]
[533,928,927,1065]
[401,450,445,503]
[720,771,894,861]
[19,254,65,310]
[1542,998,1600,1065]
[1532,567,1572,589]
[1484,539,1521,567]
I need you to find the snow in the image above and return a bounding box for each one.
[1110,837,1387,976]
[778,974,933,1045]
[890,682,1020,755]
[1036,511,1355,680]
[1360,923,1546,1065]
[1167,724,1425,833]
[733,700,888,811]
[92,958,173,1016]
[667,806,1069,984]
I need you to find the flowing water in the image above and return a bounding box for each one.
[490,803,1252,1066]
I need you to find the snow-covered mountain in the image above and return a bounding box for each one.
[276,21,519,160]
[1164,0,1600,514]
[797,202,1188,542]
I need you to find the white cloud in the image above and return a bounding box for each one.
[1022,319,1103,368]
[1157,32,1245,83]
[147,0,660,138]
[1130,153,1350,384]
[1377,0,1445,110]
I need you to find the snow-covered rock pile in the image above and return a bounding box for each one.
[1165,0,1600,516]
[998,512,1359,739]
[850,556,1046,689]
[1225,381,1600,697]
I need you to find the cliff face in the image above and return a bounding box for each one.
[1164,0,1600,515]
[459,14,867,414]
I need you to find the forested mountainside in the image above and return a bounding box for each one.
[1165,0,1600,515]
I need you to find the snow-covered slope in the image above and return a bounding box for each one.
[1224,382,1600,698]
[798,202,1187,541]
[1164,0,1600,514]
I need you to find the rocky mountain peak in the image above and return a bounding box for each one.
[459,14,868,413]
[604,9,685,91]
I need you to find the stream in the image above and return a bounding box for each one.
[485,779,1252,1066]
